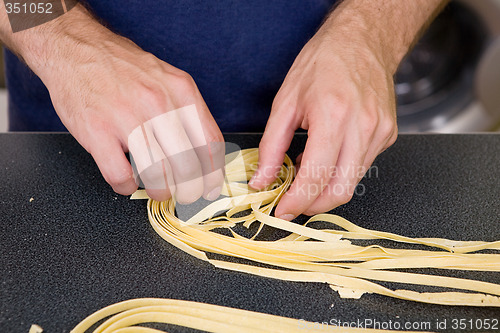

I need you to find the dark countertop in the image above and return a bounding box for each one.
[0,133,499,333]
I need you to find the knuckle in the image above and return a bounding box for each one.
[172,71,197,94]
[146,189,172,202]
[321,93,346,112]
[88,114,111,134]
[302,165,330,185]
[106,169,133,187]
[326,181,355,207]
[308,93,349,125]
[308,174,328,186]
[137,85,167,110]
[360,110,379,138]
[174,160,202,183]
[336,189,354,206]
[140,161,173,191]
[379,115,397,138]
[386,126,399,147]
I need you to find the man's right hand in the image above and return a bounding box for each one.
[2,4,225,202]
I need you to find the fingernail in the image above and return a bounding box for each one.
[206,186,221,201]
[279,214,295,221]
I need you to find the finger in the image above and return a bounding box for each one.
[250,100,297,190]
[176,103,225,201]
[128,122,175,201]
[361,118,398,167]
[142,159,174,202]
[89,133,138,196]
[152,110,203,204]
[303,131,366,215]
[275,122,343,220]
[304,116,397,215]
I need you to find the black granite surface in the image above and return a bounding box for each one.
[0,133,499,333]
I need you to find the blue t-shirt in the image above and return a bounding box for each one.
[5,1,335,132]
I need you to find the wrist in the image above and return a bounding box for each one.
[315,17,393,78]
[8,4,107,80]
[321,0,448,75]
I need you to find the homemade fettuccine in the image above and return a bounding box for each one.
[132,148,500,306]
[70,298,425,333]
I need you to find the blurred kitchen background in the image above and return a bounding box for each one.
[0,0,499,133]
[395,0,500,132]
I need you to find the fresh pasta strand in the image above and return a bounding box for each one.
[132,148,500,306]
[70,298,427,333]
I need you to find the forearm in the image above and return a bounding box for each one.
[0,3,117,80]
[322,0,449,74]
